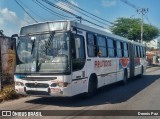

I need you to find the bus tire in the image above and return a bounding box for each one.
[140,66,144,78]
[84,75,97,98]
[123,69,128,84]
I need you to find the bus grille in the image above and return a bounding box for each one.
[25,83,49,88]
[26,90,50,95]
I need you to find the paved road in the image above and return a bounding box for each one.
[0,66,160,119]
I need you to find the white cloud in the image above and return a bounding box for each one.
[55,0,78,14]
[101,0,117,7]
[0,8,36,36]
[0,8,20,35]
[0,8,18,23]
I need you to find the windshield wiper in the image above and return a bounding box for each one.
[37,32,55,71]
[45,31,55,54]
[31,38,35,55]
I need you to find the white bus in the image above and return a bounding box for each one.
[13,20,147,97]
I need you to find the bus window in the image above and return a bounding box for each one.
[140,46,143,58]
[72,34,86,71]
[107,38,115,57]
[137,46,140,58]
[116,41,122,57]
[134,45,137,57]
[87,33,97,57]
[97,36,107,57]
[123,42,129,57]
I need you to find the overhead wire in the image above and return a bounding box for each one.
[14,0,38,23]
[62,0,114,25]
[33,0,66,19]
[41,0,110,30]
[19,0,46,21]
[33,0,74,19]
[120,0,153,26]
[54,0,111,27]
[120,0,140,9]
[144,15,152,26]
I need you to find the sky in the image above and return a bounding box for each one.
[0,0,160,38]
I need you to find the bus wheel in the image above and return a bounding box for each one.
[123,70,128,84]
[140,66,144,78]
[84,75,97,98]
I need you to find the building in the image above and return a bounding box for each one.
[146,37,160,50]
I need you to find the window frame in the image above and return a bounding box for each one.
[97,35,107,57]
[123,42,129,58]
[107,38,116,57]
[116,40,123,58]
[86,32,97,57]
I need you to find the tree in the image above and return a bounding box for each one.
[110,17,159,42]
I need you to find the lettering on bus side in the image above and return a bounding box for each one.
[94,60,111,68]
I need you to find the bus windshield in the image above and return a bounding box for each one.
[16,32,70,73]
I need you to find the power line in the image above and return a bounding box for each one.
[19,0,46,21]
[120,0,152,25]
[41,0,110,30]
[14,0,38,23]
[34,0,74,19]
[55,0,111,27]
[145,14,152,26]
[62,0,114,25]
[120,0,140,9]
[32,0,69,19]
[120,0,150,43]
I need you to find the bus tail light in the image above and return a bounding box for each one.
[58,82,69,87]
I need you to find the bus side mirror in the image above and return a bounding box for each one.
[11,34,18,50]
[11,34,18,38]
[11,34,22,65]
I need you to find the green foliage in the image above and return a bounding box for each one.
[111,17,160,42]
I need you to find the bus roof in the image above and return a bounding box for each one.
[20,20,145,47]
[70,21,145,47]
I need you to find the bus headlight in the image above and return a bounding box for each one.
[51,83,57,87]
[15,81,24,86]
[58,82,69,87]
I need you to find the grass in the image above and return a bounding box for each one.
[0,83,25,103]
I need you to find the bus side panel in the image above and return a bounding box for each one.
[96,58,117,87]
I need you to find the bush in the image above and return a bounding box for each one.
[1,87,19,101]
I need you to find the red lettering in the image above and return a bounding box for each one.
[98,61,100,67]
[95,60,111,68]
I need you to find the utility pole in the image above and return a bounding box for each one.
[137,8,149,43]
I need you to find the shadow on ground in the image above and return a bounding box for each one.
[25,74,160,107]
